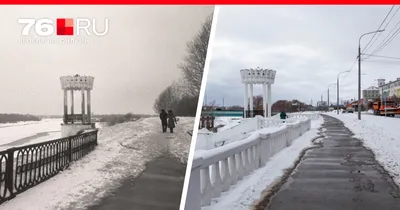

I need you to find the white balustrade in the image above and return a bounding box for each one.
[186,116,316,210]
[287,112,319,120]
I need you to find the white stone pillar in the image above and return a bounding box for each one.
[249,83,254,117]
[81,90,85,123]
[268,83,272,117]
[63,89,67,124]
[263,83,267,118]
[87,90,91,124]
[244,83,249,118]
[71,90,74,124]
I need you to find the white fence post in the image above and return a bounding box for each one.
[185,157,203,210]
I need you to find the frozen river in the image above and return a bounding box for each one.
[0,118,62,150]
[0,119,103,151]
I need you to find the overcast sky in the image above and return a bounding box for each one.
[205,6,400,107]
[0,6,213,115]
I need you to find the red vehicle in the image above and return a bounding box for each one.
[372,99,399,117]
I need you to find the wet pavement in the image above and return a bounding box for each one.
[265,115,400,210]
[87,155,186,210]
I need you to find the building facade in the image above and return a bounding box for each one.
[378,78,400,99]
[362,86,379,100]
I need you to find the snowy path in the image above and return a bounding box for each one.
[327,112,400,186]
[203,118,324,210]
[263,115,400,210]
[0,117,193,210]
[87,155,185,210]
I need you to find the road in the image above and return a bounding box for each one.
[264,115,400,210]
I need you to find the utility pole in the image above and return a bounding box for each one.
[336,70,351,115]
[328,88,330,108]
[384,97,387,117]
[321,95,323,109]
[337,79,339,114]
[358,43,361,119]
[205,92,208,106]
[358,29,384,120]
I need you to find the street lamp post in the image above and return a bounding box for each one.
[327,83,336,110]
[358,29,384,120]
[337,70,351,114]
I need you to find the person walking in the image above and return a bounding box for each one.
[280,110,288,123]
[167,110,177,133]
[159,109,168,132]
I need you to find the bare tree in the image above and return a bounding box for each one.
[178,14,213,97]
[153,83,179,113]
[253,95,264,110]
[153,14,214,116]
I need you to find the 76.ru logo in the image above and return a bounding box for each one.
[18,18,109,36]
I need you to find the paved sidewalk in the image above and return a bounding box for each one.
[265,115,400,210]
[87,154,186,210]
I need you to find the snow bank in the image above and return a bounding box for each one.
[0,117,190,210]
[214,117,241,127]
[214,117,242,132]
[327,112,400,185]
[168,117,195,163]
[203,117,324,210]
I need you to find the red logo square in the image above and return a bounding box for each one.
[57,18,74,36]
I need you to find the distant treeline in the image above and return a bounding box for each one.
[97,113,154,126]
[37,115,63,119]
[0,114,41,124]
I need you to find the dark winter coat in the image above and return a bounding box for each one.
[167,112,177,128]
[280,112,287,120]
[159,112,168,125]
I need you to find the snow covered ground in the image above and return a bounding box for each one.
[169,117,194,163]
[214,117,242,131]
[203,117,324,210]
[0,116,193,210]
[326,112,400,186]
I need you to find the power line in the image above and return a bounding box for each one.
[368,25,400,56]
[383,6,400,29]
[363,5,395,53]
[362,53,400,60]
[364,6,400,53]
[342,57,358,81]
[366,8,400,58]
[363,60,400,64]
[339,7,396,95]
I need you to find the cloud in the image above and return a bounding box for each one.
[205,6,400,107]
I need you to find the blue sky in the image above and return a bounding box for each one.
[205,6,400,107]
